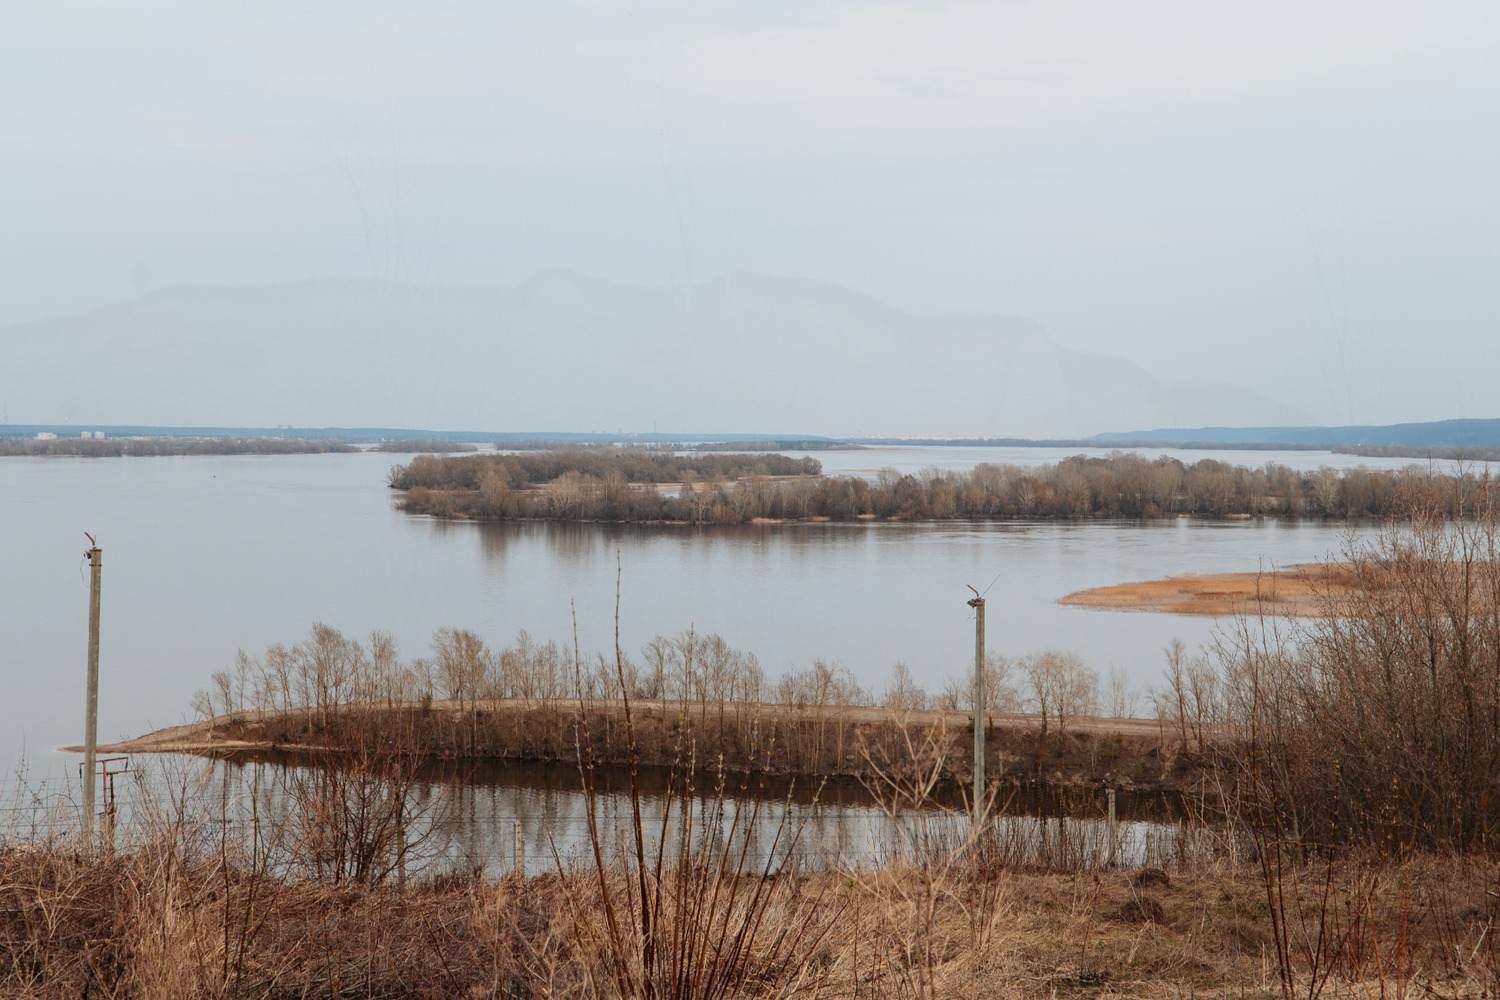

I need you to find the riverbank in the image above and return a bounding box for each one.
[73,698,1196,793]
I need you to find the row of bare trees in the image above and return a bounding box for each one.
[194,622,1132,775]
[199,627,1126,724]
[387,448,819,491]
[394,450,1468,523]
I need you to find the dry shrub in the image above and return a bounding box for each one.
[1215,470,1500,855]
[1113,893,1165,924]
[277,704,453,886]
[558,578,846,1000]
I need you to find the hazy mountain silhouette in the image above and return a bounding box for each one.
[1,270,1309,436]
[1095,419,1500,447]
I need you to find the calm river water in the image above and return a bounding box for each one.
[0,446,1387,844]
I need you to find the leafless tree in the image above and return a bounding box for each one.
[1104,664,1141,719]
[1309,466,1343,516]
[936,653,1017,729]
[432,627,488,712]
[1021,650,1098,743]
[881,662,929,714]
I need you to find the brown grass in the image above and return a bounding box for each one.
[1059,563,1365,617]
[3,840,1494,998]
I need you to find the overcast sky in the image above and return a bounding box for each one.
[3,1,1498,426]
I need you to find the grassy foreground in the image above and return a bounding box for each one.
[4,837,1496,998]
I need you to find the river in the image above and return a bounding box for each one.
[1,446,1384,824]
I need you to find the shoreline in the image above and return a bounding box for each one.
[63,698,1197,794]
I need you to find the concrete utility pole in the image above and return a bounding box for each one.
[1107,787,1118,866]
[82,535,101,852]
[967,587,985,826]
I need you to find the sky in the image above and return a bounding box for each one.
[3,1,1498,427]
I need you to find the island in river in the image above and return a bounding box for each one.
[68,698,1197,794]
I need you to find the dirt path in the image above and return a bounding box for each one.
[64,699,1166,756]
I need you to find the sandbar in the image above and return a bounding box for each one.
[1059,563,1362,617]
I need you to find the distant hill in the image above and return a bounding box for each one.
[1093,419,1500,448]
[0,270,1309,437]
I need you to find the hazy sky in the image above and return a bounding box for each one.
[4,2,1498,426]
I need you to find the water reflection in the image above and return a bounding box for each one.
[101,754,1210,878]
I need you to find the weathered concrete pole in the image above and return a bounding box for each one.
[1107,787,1118,866]
[967,591,986,827]
[82,537,101,851]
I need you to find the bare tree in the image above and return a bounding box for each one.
[1021,650,1098,743]
[639,635,673,699]
[432,627,487,712]
[881,662,929,714]
[1155,638,1192,749]
[1152,639,1219,751]
[292,624,366,727]
[1309,467,1343,516]
[478,465,511,512]
[936,653,1017,729]
[1104,664,1141,719]
[543,470,592,517]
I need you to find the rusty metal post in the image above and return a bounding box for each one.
[82,538,101,852]
[967,591,986,827]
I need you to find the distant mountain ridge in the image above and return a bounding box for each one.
[0,270,1310,437]
[1094,419,1500,448]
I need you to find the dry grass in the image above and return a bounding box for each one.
[2,836,1495,998]
[1059,563,1365,617]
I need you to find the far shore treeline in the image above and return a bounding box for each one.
[0,436,356,457]
[391,447,1477,522]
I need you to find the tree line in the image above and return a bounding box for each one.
[392,448,1473,522]
[374,438,479,453]
[0,436,356,457]
[388,447,820,490]
[1335,443,1500,461]
[195,619,1129,780]
[201,622,1123,728]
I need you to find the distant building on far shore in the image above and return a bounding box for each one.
[35,431,56,440]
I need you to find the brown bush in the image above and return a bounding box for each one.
[1206,470,1500,854]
